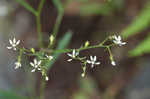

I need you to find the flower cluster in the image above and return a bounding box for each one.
[67,49,101,77]
[7,34,126,80]
[7,37,53,81]
[67,35,126,77]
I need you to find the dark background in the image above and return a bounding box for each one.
[0,0,150,99]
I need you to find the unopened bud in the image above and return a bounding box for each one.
[84,41,89,47]
[49,35,54,45]
[30,48,35,53]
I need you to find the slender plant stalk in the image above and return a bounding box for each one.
[50,12,64,49]
[36,15,43,48]
[39,79,46,99]
[36,1,46,99]
[52,12,64,40]
[36,0,46,48]
[44,43,110,54]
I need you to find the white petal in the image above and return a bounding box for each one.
[45,76,49,81]
[67,53,72,57]
[37,68,41,70]
[72,49,75,56]
[13,38,16,43]
[91,64,94,68]
[14,66,19,69]
[48,56,53,60]
[81,73,85,77]
[90,56,93,60]
[13,47,17,50]
[16,40,20,45]
[93,56,97,61]
[34,59,37,64]
[118,36,121,41]
[67,59,72,62]
[121,42,126,45]
[30,62,34,67]
[76,51,79,56]
[7,46,12,49]
[9,39,13,45]
[38,60,41,65]
[111,61,116,66]
[95,62,100,65]
[87,60,91,64]
[31,69,36,72]
[114,36,117,40]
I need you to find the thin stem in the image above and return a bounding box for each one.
[36,0,46,48]
[50,12,64,49]
[52,12,64,39]
[39,79,46,99]
[43,44,107,54]
[36,16,43,48]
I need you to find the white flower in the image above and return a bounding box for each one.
[45,76,49,81]
[7,37,20,50]
[14,62,21,69]
[87,56,100,68]
[67,49,79,61]
[113,35,126,46]
[81,73,85,77]
[30,59,42,72]
[111,61,116,66]
[46,54,53,60]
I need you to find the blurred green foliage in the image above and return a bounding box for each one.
[129,33,150,56]
[122,1,150,56]
[53,0,64,13]
[73,77,99,99]
[122,1,150,38]
[80,3,113,16]
[79,0,124,16]
[0,90,27,99]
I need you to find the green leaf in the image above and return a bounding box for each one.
[46,31,72,69]
[53,0,64,13]
[15,0,37,15]
[129,34,150,56]
[80,3,113,16]
[122,1,150,38]
[0,89,27,99]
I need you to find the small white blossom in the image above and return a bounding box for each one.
[87,56,100,68]
[46,54,53,60]
[30,59,42,72]
[67,49,79,61]
[45,76,49,81]
[111,61,116,66]
[7,37,20,50]
[14,62,21,69]
[113,35,126,46]
[81,73,85,77]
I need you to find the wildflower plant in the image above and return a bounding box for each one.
[6,0,127,99]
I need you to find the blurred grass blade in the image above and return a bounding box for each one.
[15,0,37,15]
[46,31,72,69]
[122,1,150,38]
[129,34,150,56]
[53,0,64,13]
[0,89,27,99]
[80,3,113,16]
